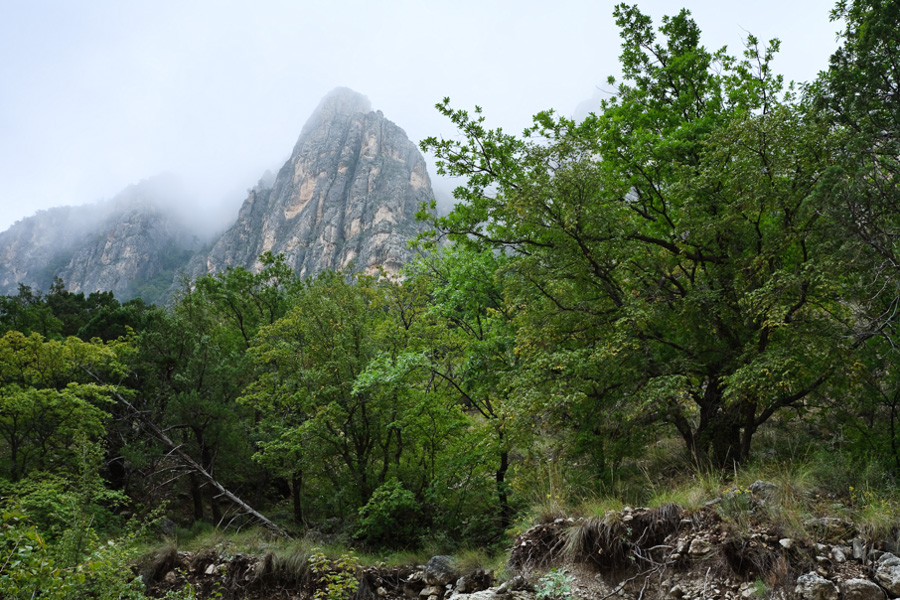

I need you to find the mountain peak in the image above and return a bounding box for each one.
[317,87,372,115]
[190,87,431,279]
[0,87,431,303]
[299,88,373,139]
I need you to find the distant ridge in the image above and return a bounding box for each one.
[0,88,434,303]
[0,175,199,304]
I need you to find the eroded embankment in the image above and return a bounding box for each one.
[141,487,900,600]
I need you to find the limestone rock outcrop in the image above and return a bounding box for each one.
[186,87,432,280]
[841,578,885,600]
[0,87,433,304]
[56,198,196,302]
[794,572,839,600]
[875,552,900,596]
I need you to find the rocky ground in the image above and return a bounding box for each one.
[140,483,900,600]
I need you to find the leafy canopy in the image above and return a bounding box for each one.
[420,4,849,468]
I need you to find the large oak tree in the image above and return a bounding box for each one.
[421,5,851,468]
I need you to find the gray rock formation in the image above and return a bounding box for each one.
[0,88,433,305]
[423,556,458,586]
[57,198,196,303]
[0,175,198,304]
[0,204,103,294]
[454,570,493,595]
[876,553,900,596]
[186,87,432,280]
[794,572,839,600]
[841,578,885,600]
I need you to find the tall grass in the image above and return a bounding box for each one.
[137,436,900,573]
[529,433,900,548]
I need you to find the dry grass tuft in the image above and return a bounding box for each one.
[267,546,314,584]
[138,542,180,586]
[565,503,683,572]
[632,503,682,547]
[565,512,630,570]
[509,521,568,569]
[718,535,785,583]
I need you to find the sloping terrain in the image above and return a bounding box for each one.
[0,175,198,304]
[139,487,900,600]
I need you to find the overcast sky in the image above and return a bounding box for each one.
[0,1,844,233]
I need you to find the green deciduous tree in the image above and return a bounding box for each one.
[126,257,296,524]
[421,5,850,468]
[811,0,900,478]
[814,0,900,340]
[243,268,495,541]
[244,272,400,522]
[408,245,523,530]
[0,285,62,339]
[0,332,120,482]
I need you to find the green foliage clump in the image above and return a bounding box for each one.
[0,507,59,599]
[0,505,147,600]
[535,568,574,600]
[356,479,421,546]
[308,548,360,600]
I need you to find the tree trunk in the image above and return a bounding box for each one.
[291,470,304,525]
[9,436,19,482]
[201,445,222,524]
[692,378,752,470]
[189,474,204,521]
[496,430,511,530]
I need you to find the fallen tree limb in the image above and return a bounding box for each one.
[84,368,290,538]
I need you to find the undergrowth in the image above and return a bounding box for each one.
[133,435,900,586]
[512,432,900,552]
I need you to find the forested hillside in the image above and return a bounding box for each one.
[3,2,900,598]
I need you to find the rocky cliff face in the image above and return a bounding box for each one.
[0,175,198,303]
[186,87,432,279]
[0,88,433,303]
[0,204,102,295]
[57,196,197,302]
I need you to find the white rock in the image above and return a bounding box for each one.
[450,589,503,600]
[876,556,900,596]
[688,537,712,556]
[877,552,899,567]
[794,571,838,600]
